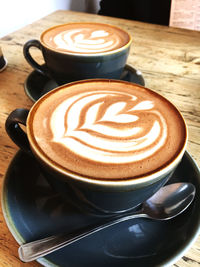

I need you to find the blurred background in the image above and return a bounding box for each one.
[0,0,198,38]
[0,0,101,38]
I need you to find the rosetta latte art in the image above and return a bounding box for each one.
[50,90,168,164]
[53,28,121,53]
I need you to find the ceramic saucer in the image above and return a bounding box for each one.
[2,151,200,267]
[24,64,145,102]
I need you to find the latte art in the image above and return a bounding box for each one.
[42,23,130,54]
[50,91,167,164]
[31,80,186,180]
[53,29,119,53]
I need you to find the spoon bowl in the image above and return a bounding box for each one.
[143,182,195,220]
[18,182,195,262]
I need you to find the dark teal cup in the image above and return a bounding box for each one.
[23,22,132,85]
[5,79,187,215]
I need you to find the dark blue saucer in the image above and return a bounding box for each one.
[2,151,200,267]
[24,64,145,102]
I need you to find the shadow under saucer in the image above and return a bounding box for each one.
[24,64,145,102]
[1,150,200,267]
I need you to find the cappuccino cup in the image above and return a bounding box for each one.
[5,79,187,214]
[23,22,132,85]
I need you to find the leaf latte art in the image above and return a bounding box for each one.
[50,91,167,164]
[53,29,120,53]
[31,80,186,179]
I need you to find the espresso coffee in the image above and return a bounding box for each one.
[41,22,131,54]
[28,80,186,180]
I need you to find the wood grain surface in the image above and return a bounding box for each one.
[0,10,199,266]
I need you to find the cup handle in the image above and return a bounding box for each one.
[23,39,49,76]
[5,109,31,154]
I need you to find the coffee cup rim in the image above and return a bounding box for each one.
[30,142,187,188]
[26,79,188,188]
[40,22,132,56]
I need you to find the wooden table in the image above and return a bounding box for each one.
[0,10,200,267]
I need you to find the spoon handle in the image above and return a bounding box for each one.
[18,212,145,262]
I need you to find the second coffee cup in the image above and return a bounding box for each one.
[23,22,132,85]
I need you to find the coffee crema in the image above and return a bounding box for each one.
[29,80,187,180]
[41,22,131,54]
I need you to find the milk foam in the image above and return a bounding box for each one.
[31,81,186,179]
[53,28,120,53]
[50,90,167,164]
